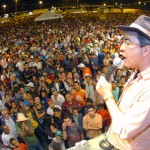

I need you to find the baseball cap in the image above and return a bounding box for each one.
[55,130,62,137]
[26,82,34,88]
[51,87,57,92]
[23,100,30,106]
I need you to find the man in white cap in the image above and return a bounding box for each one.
[16,113,43,150]
[96,15,150,150]
[77,63,92,78]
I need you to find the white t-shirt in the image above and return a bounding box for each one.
[51,94,65,107]
[2,132,14,149]
[47,105,61,115]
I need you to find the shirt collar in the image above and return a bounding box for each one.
[140,67,150,80]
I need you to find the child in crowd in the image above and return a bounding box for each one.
[9,138,28,150]
[49,130,66,150]
[71,106,83,127]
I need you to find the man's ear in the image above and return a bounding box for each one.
[143,45,150,56]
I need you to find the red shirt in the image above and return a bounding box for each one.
[14,143,27,150]
[62,100,79,112]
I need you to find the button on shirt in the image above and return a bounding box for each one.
[108,69,150,150]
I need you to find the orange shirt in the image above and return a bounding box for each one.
[83,67,92,78]
[14,143,27,150]
[72,89,87,107]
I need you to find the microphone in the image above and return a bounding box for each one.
[105,57,122,82]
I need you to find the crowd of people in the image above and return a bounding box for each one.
[0,11,146,150]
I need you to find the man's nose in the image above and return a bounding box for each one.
[120,43,125,55]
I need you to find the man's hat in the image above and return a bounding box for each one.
[55,130,62,137]
[51,87,57,92]
[77,63,86,68]
[118,15,150,40]
[26,82,34,88]
[23,100,30,106]
[16,113,28,122]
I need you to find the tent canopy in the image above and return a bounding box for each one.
[34,11,63,21]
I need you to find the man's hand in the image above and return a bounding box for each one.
[22,122,29,131]
[62,123,66,131]
[96,76,113,100]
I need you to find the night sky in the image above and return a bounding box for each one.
[0,0,149,14]
[0,0,140,6]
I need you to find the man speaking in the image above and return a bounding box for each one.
[96,15,150,150]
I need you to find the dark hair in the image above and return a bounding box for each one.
[87,105,95,110]
[9,137,17,144]
[63,115,71,121]
[86,98,93,104]
[137,32,150,45]
[1,125,8,132]
[72,106,78,112]
[97,103,104,109]
[65,92,70,97]
[53,107,61,112]
[126,30,150,46]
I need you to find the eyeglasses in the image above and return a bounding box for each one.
[122,40,149,47]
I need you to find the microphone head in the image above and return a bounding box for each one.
[113,57,122,66]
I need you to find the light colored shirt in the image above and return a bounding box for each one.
[47,105,61,115]
[2,132,14,148]
[112,87,120,102]
[108,69,150,150]
[83,113,102,138]
[51,94,65,107]
[5,116,18,138]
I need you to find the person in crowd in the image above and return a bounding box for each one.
[72,81,87,108]
[96,15,150,149]
[16,113,43,150]
[62,92,79,114]
[33,95,46,128]
[10,101,20,121]
[48,130,66,150]
[50,75,66,96]
[40,90,50,108]
[1,108,18,138]
[96,103,111,133]
[112,80,120,103]
[51,87,65,108]
[77,63,92,78]
[71,106,83,127]
[118,75,126,87]
[22,100,44,145]
[83,74,93,98]
[38,75,50,94]
[62,115,83,148]
[64,72,74,93]
[47,99,61,116]
[1,125,14,149]
[83,105,102,140]
[4,93,12,112]
[51,107,67,132]
[10,137,28,150]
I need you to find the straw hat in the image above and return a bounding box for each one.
[16,113,28,122]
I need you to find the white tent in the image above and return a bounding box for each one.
[34,11,63,21]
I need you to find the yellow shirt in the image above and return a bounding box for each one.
[26,112,38,129]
